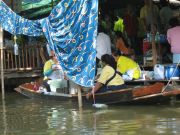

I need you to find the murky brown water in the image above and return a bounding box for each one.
[0,92,180,135]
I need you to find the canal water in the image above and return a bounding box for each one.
[0,92,180,135]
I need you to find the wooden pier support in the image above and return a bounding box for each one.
[77,86,83,108]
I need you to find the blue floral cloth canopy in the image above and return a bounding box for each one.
[0,1,43,36]
[0,0,98,87]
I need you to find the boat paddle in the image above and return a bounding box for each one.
[92,87,108,109]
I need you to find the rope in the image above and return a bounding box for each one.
[161,60,180,93]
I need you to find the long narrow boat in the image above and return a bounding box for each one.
[14,82,180,105]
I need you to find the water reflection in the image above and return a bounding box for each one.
[0,92,180,135]
[2,99,7,135]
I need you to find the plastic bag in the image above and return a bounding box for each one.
[154,64,165,80]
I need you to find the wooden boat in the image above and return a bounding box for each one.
[14,82,180,105]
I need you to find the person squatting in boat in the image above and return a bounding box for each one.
[42,51,67,93]
[111,47,141,81]
[86,54,126,99]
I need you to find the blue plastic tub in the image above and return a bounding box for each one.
[165,65,180,80]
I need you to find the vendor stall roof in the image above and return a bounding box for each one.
[21,0,60,19]
[6,0,180,19]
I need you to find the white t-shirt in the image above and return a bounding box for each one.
[96,32,111,59]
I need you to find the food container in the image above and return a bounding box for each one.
[165,65,180,80]
[143,39,151,55]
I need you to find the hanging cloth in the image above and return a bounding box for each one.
[0,0,98,87]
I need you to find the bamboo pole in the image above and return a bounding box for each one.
[0,26,5,99]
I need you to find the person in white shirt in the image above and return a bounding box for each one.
[96,25,112,75]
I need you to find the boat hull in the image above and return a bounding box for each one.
[14,82,180,105]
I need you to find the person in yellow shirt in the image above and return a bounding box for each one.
[86,54,126,99]
[43,51,65,92]
[112,48,141,80]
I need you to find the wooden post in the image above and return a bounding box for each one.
[32,48,35,68]
[18,48,21,68]
[77,85,83,108]
[36,46,40,68]
[151,36,157,65]
[3,50,6,69]
[10,51,14,68]
[0,26,5,99]
[25,48,28,68]
[22,47,25,68]
[7,52,10,69]
[15,54,17,69]
[150,0,157,66]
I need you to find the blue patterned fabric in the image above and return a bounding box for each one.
[0,1,43,36]
[0,0,98,87]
